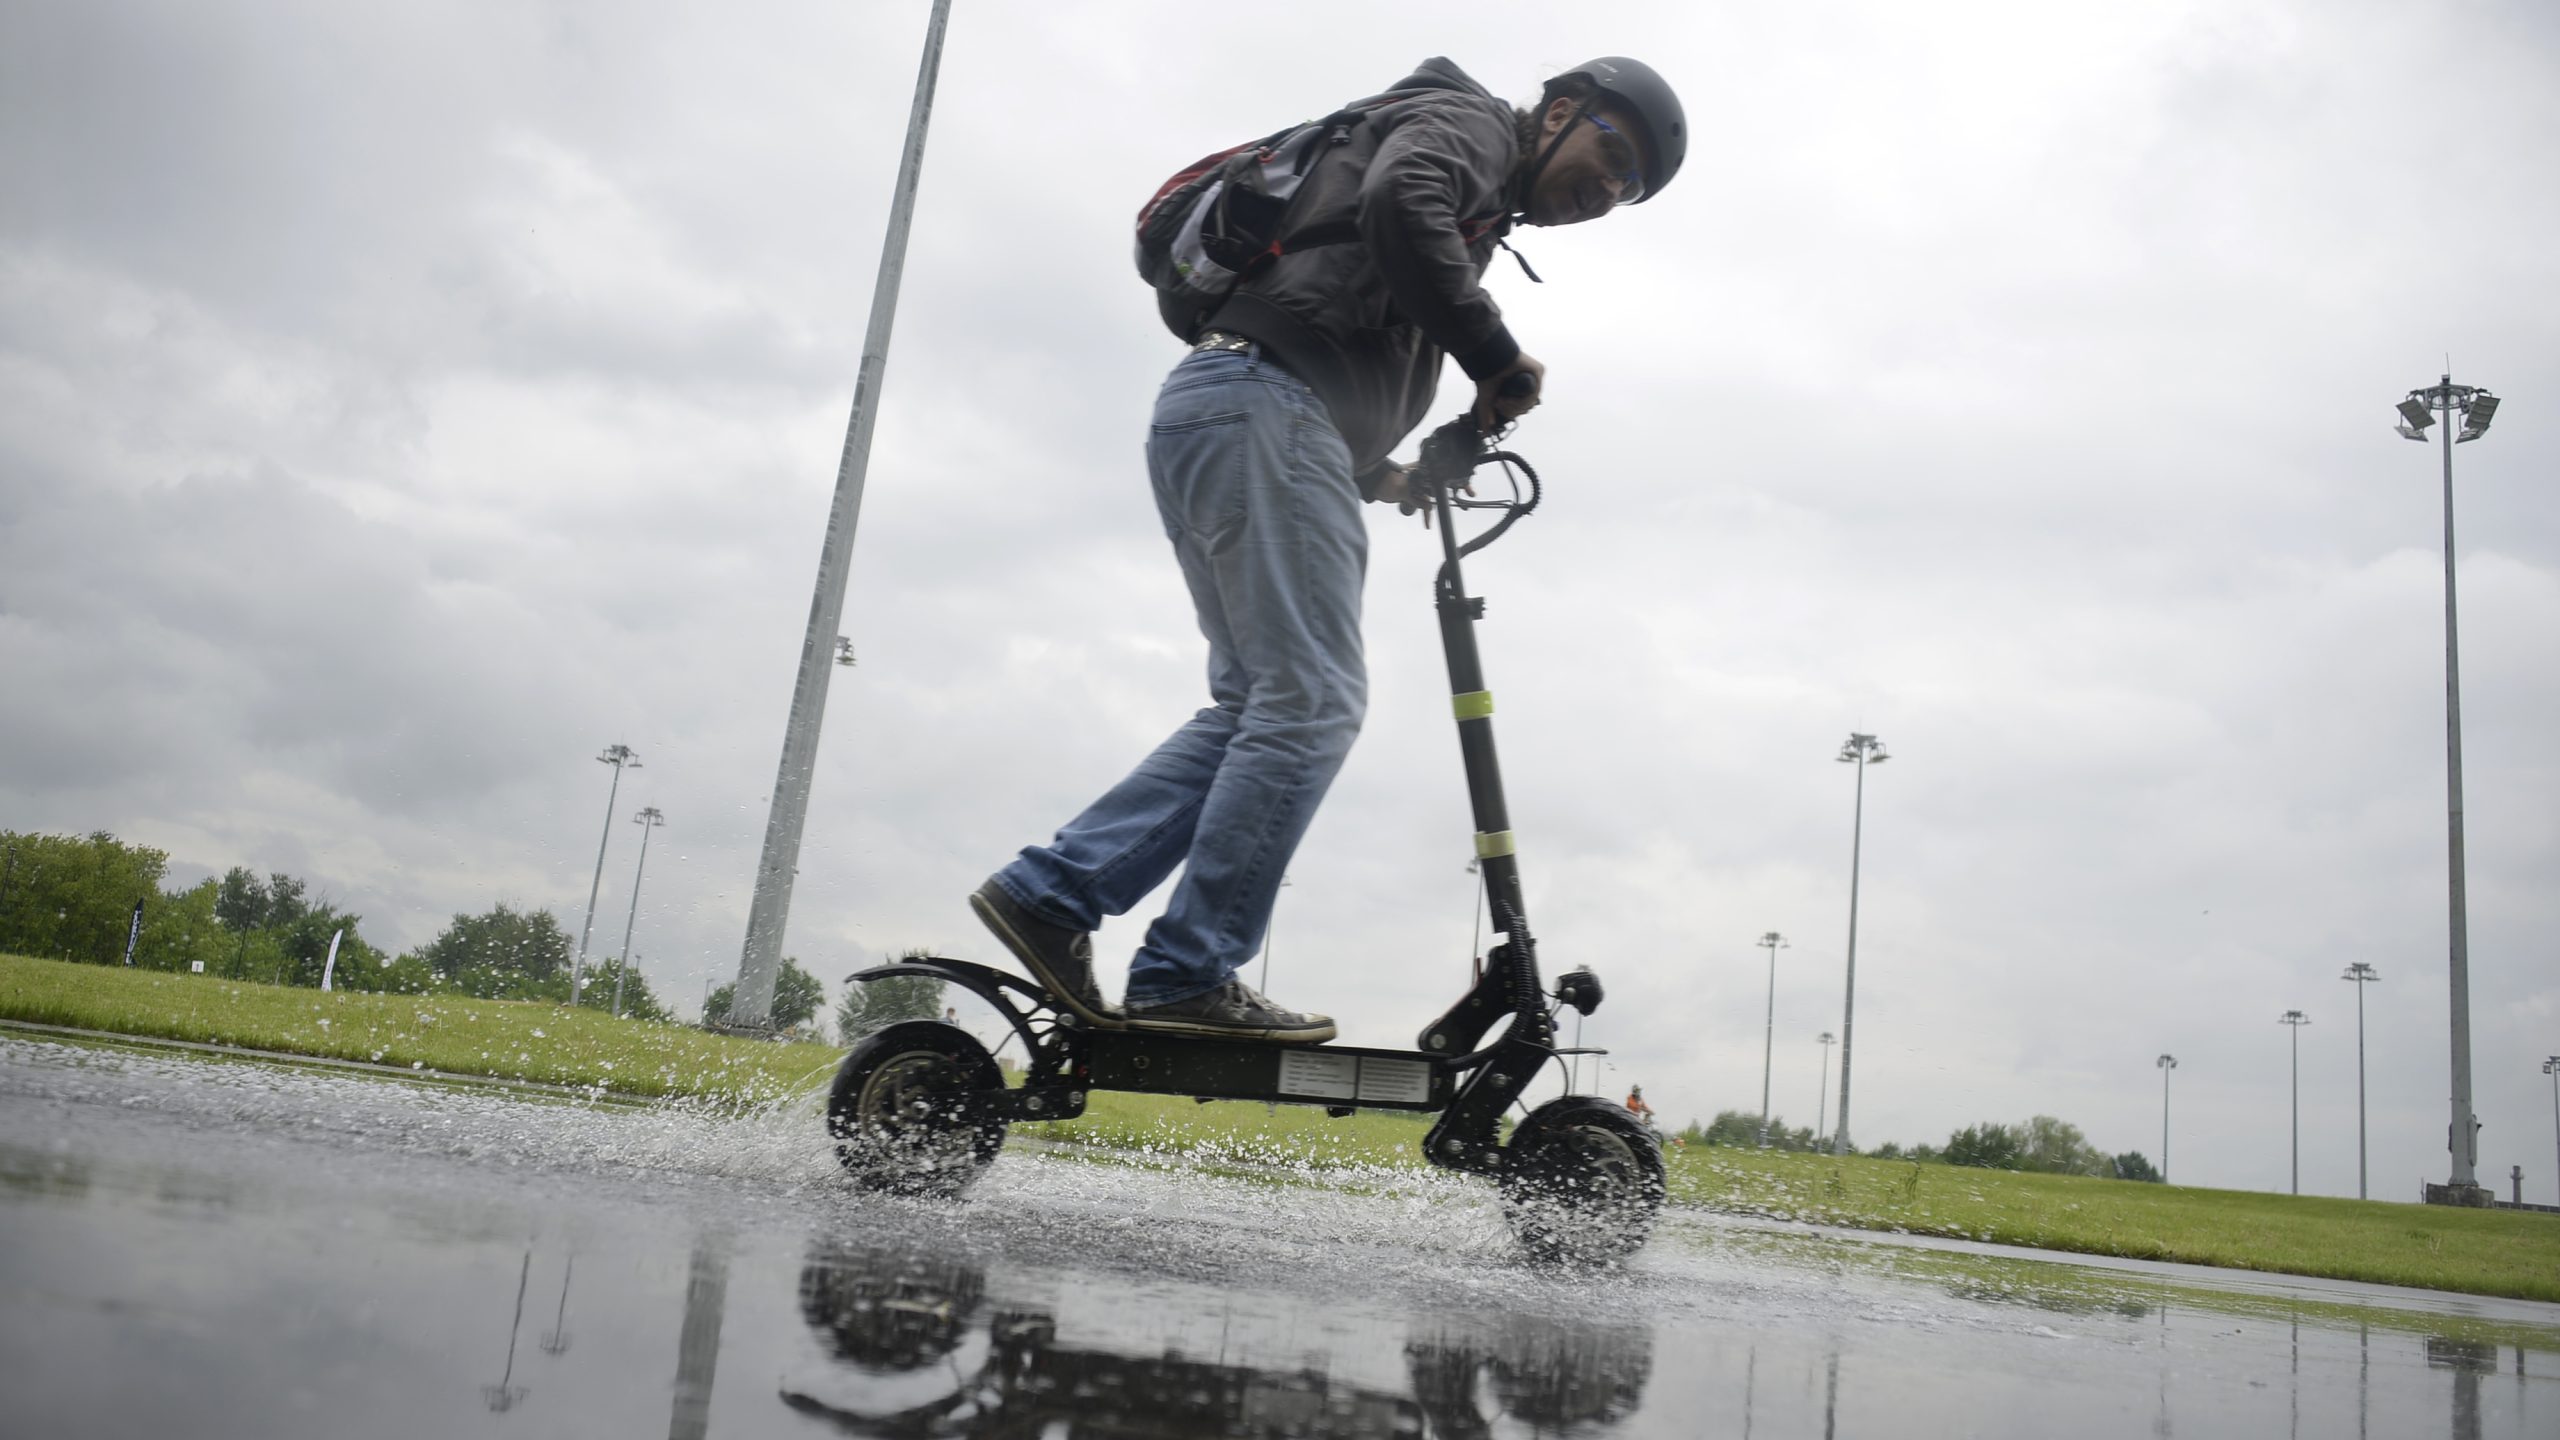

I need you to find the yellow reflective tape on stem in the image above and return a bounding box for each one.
[1451,690,1495,720]
[1474,830,1516,859]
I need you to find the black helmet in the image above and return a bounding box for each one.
[1544,57,1686,204]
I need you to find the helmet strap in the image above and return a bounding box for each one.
[1510,96,1594,223]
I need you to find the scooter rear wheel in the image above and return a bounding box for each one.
[827,1020,1007,1197]
[1498,1097,1666,1264]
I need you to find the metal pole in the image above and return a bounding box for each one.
[2434,383,2479,1192]
[2158,1054,2176,1184]
[2539,1055,2560,1199]
[2280,1011,2310,1194]
[1756,932,1784,1146]
[573,746,637,1004]
[1832,735,1883,1156]
[614,808,661,1019]
[2343,963,2377,1199]
[733,0,956,1028]
[1816,1032,1834,1147]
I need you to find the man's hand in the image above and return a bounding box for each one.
[1371,462,1471,529]
[1472,353,1546,430]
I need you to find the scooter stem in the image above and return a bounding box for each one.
[1428,439,1547,1029]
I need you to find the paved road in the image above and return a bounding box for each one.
[1,1033,2552,1438]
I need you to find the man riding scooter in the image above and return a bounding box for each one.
[972,56,1686,1044]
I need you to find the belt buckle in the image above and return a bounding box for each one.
[1193,331,1251,355]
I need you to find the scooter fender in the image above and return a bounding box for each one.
[845,957,1052,1065]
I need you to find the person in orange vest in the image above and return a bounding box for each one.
[1625,1085,1681,1149]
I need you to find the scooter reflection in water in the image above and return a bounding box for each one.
[782,1239,1655,1438]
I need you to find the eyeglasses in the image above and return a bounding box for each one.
[1577,111,1646,204]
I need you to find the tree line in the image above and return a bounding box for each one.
[0,828,677,1017]
[0,828,949,1044]
[1673,1106,2162,1182]
[1,829,391,990]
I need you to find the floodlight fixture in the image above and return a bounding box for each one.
[2456,391,2499,443]
[2396,396,2435,440]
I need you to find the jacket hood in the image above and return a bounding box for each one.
[1386,56,1496,100]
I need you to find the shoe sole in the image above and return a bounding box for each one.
[1120,1013,1338,1045]
[969,888,1123,1030]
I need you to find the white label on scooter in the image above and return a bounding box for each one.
[1355,1057,1432,1105]
[1277,1051,1356,1100]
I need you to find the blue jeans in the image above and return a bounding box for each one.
[994,346,1365,1005]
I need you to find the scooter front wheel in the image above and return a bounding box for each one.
[827,1020,1007,1197]
[1498,1096,1666,1264]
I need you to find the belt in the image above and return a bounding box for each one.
[1191,329,1255,354]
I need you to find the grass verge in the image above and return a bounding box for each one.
[12,950,2554,1303]
[1673,1142,2560,1304]
[1028,1088,2560,1303]
[0,951,839,1104]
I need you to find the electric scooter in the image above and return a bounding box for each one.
[825,397,1667,1263]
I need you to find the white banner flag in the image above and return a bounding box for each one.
[319,927,344,991]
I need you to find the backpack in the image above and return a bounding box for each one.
[1133,102,1385,314]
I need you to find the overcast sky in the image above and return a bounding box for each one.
[3,1,2553,1202]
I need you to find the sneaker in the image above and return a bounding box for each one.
[1124,978,1336,1044]
[969,880,1119,1027]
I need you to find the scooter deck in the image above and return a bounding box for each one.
[1081,1029,1452,1112]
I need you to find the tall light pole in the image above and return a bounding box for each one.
[1831,732,1888,1155]
[2392,373,2500,1201]
[1816,1031,1835,1147]
[2156,1054,2177,1184]
[733,0,957,1030]
[573,744,640,1005]
[613,808,665,1019]
[2341,963,2380,1198]
[2544,1056,2559,1206]
[2280,1011,2311,1195]
[1755,932,1787,1146]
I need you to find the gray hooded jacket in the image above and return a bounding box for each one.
[1156,58,1523,489]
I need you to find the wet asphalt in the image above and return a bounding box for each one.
[0,1032,2552,1439]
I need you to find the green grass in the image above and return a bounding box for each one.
[11,950,2555,1302]
[1030,1089,2559,1303]
[1669,1142,2560,1303]
[0,951,840,1104]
